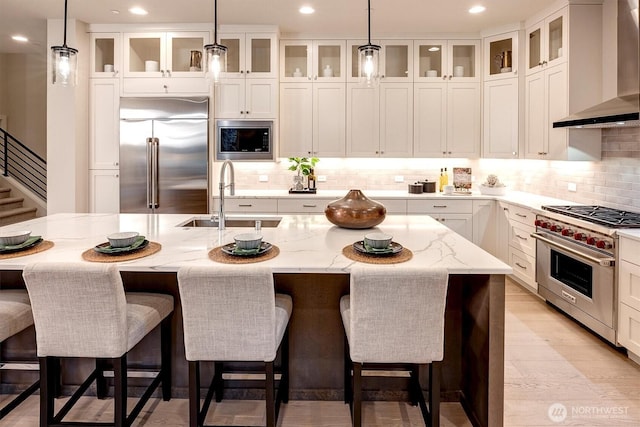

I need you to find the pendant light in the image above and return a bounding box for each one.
[51,0,78,86]
[204,0,227,84]
[358,0,381,87]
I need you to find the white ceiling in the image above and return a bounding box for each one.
[1,0,558,54]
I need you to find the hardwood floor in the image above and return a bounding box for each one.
[1,279,639,426]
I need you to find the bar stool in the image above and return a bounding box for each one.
[340,266,449,427]
[0,289,39,419]
[177,265,292,427]
[22,262,174,427]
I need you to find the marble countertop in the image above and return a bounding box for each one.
[0,213,512,275]
[616,229,640,242]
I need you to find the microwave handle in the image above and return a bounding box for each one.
[530,233,615,266]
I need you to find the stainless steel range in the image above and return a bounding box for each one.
[532,205,640,345]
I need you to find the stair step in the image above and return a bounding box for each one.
[0,197,25,212]
[0,188,11,199]
[0,207,37,227]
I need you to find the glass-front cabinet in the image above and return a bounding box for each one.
[90,33,121,78]
[381,40,413,82]
[123,32,209,77]
[414,40,480,82]
[280,40,345,82]
[483,31,518,80]
[219,33,277,79]
[526,7,566,75]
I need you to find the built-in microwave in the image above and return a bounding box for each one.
[216,120,273,160]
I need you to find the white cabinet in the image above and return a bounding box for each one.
[414,40,480,82]
[495,201,511,263]
[346,83,412,157]
[220,32,277,79]
[503,203,537,292]
[407,199,473,241]
[523,3,602,161]
[280,83,345,157]
[89,170,120,213]
[215,78,277,119]
[381,40,413,82]
[277,198,335,214]
[90,33,121,78]
[618,236,640,360]
[472,199,496,254]
[211,198,278,214]
[280,40,346,82]
[414,82,480,158]
[483,78,519,158]
[89,80,120,169]
[483,31,519,80]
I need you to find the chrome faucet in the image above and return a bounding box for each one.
[217,160,235,230]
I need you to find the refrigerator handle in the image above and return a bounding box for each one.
[146,138,153,209]
[151,138,159,209]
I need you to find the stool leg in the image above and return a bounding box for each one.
[188,361,201,427]
[429,362,440,427]
[352,362,362,427]
[265,361,275,427]
[53,358,62,398]
[343,335,351,404]
[161,316,172,401]
[96,359,108,399]
[281,327,290,404]
[410,364,420,406]
[39,357,55,427]
[214,362,224,402]
[113,355,127,427]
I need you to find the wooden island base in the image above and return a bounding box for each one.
[1,270,504,427]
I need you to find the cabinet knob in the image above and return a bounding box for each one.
[246,111,250,114]
[442,151,447,155]
[375,151,379,154]
[380,151,384,154]
[115,174,119,178]
[240,70,244,74]
[512,152,517,156]
[113,70,119,76]
[448,151,452,155]
[513,69,517,75]
[542,60,548,66]
[538,62,543,66]
[442,76,447,80]
[163,85,168,90]
[166,70,171,77]
[308,76,312,80]
[161,70,165,77]
[246,70,251,74]
[240,111,245,114]
[448,75,452,80]
[308,151,312,155]
[114,162,119,166]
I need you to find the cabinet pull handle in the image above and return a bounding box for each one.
[303,204,317,208]
[515,234,528,241]
[433,205,448,208]
[515,213,527,218]
[515,262,527,270]
[503,207,509,211]
[238,204,253,207]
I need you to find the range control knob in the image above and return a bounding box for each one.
[535,219,543,227]
[541,221,550,229]
[596,240,612,249]
[574,233,586,241]
[586,236,597,245]
[550,224,563,232]
[561,228,574,236]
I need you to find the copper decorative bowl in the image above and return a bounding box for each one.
[324,189,386,229]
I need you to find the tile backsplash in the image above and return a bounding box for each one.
[228,128,640,211]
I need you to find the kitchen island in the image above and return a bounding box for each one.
[0,213,510,427]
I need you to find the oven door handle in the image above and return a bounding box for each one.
[530,233,615,267]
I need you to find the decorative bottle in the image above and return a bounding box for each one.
[308,168,316,191]
[443,167,449,188]
[438,168,444,192]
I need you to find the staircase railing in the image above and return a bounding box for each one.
[0,128,47,202]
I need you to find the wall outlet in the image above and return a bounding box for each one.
[258,175,269,182]
[394,175,404,183]
[317,175,327,182]
[568,182,577,192]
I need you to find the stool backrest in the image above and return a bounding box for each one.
[22,262,128,358]
[349,266,448,364]
[177,266,276,362]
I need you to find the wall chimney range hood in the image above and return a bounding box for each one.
[553,0,639,128]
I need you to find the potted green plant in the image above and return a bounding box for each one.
[288,157,319,190]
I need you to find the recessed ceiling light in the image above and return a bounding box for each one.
[428,46,440,52]
[469,5,486,14]
[11,35,29,43]
[129,7,148,16]
[299,6,315,14]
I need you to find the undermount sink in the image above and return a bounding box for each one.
[177,216,282,228]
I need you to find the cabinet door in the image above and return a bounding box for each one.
[245,79,277,119]
[314,40,346,82]
[313,83,346,157]
[90,170,120,213]
[484,31,518,80]
[448,40,480,82]
[414,83,447,157]
[280,40,313,82]
[123,33,165,77]
[166,31,208,76]
[526,19,544,75]
[496,202,511,263]
[246,33,277,78]
[472,199,496,254]
[215,78,245,118]
[545,8,567,68]
[545,63,568,159]
[380,83,413,157]
[414,40,447,81]
[619,259,640,312]
[434,214,473,241]
[90,80,120,169]
[346,83,380,156]
[524,72,546,158]
[91,33,121,78]
[447,82,480,157]
[219,33,246,78]
[280,83,313,157]
[483,78,519,158]
[381,40,413,82]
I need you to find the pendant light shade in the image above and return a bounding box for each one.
[204,0,227,84]
[51,0,78,86]
[358,0,380,87]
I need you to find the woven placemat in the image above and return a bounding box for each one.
[81,241,162,263]
[209,245,280,264]
[0,240,54,260]
[342,244,413,264]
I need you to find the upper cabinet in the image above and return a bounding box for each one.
[526,8,567,75]
[123,31,209,78]
[483,31,519,80]
[414,40,480,82]
[219,32,278,79]
[381,40,414,82]
[280,40,346,82]
[90,33,121,78]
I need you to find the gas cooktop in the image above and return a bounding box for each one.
[542,205,640,228]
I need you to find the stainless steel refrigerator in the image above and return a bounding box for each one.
[119,97,209,213]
